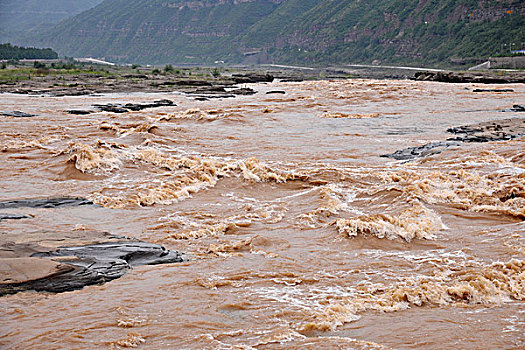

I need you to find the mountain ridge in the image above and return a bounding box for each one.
[0,0,104,43]
[21,0,525,66]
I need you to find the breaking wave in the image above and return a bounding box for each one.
[300,258,525,332]
[336,202,444,241]
[62,142,121,174]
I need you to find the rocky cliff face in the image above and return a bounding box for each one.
[27,0,525,65]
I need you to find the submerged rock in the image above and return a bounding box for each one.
[1,111,37,118]
[0,197,93,209]
[193,94,235,99]
[473,88,514,93]
[381,141,460,160]
[0,213,30,221]
[66,109,95,115]
[414,71,524,84]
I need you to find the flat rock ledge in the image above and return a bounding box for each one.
[0,235,183,296]
[414,71,525,84]
[67,99,176,115]
[0,197,93,209]
[0,197,184,295]
[382,117,525,160]
[1,111,37,118]
[0,213,30,221]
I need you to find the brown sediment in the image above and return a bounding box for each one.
[1,78,524,349]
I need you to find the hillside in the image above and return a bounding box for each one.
[32,0,280,63]
[29,0,525,66]
[244,0,525,66]
[0,0,104,43]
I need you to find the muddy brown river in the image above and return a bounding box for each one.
[0,79,524,349]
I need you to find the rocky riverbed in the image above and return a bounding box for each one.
[0,69,276,97]
[0,198,183,296]
[414,70,525,84]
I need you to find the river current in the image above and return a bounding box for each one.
[0,79,524,349]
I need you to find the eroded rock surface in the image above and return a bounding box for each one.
[414,71,525,84]
[446,118,525,143]
[0,231,183,295]
[473,88,514,93]
[0,197,93,209]
[91,99,175,114]
[1,111,37,118]
[382,118,525,160]
[232,73,274,84]
[381,141,460,160]
[0,213,30,221]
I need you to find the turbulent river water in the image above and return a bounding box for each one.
[0,79,524,349]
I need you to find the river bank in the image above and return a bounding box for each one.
[1,63,524,98]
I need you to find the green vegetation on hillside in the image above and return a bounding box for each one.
[0,43,58,60]
[242,0,524,66]
[25,0,525,66]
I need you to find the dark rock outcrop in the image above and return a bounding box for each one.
[122,99,175,111]
[0,213,30,221]
[123,74,148,79]
[1,241,184,295]
[232,73,274,84]
[92,104,129,113]
[266,90,286,94]
[66,109,94,115]
[195,94,236,99]
[280,78,305,82]
[194,86,227,94]
[231,87,257,95]
[1,111,37,118]
[87,99,175,114]
[381,141,460,160]
[446,118,525,143]
[382,117,525,160]
[511,105,525,112]
[473,88,514,93]
[414,71,525,84]
[0,197,93,209]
